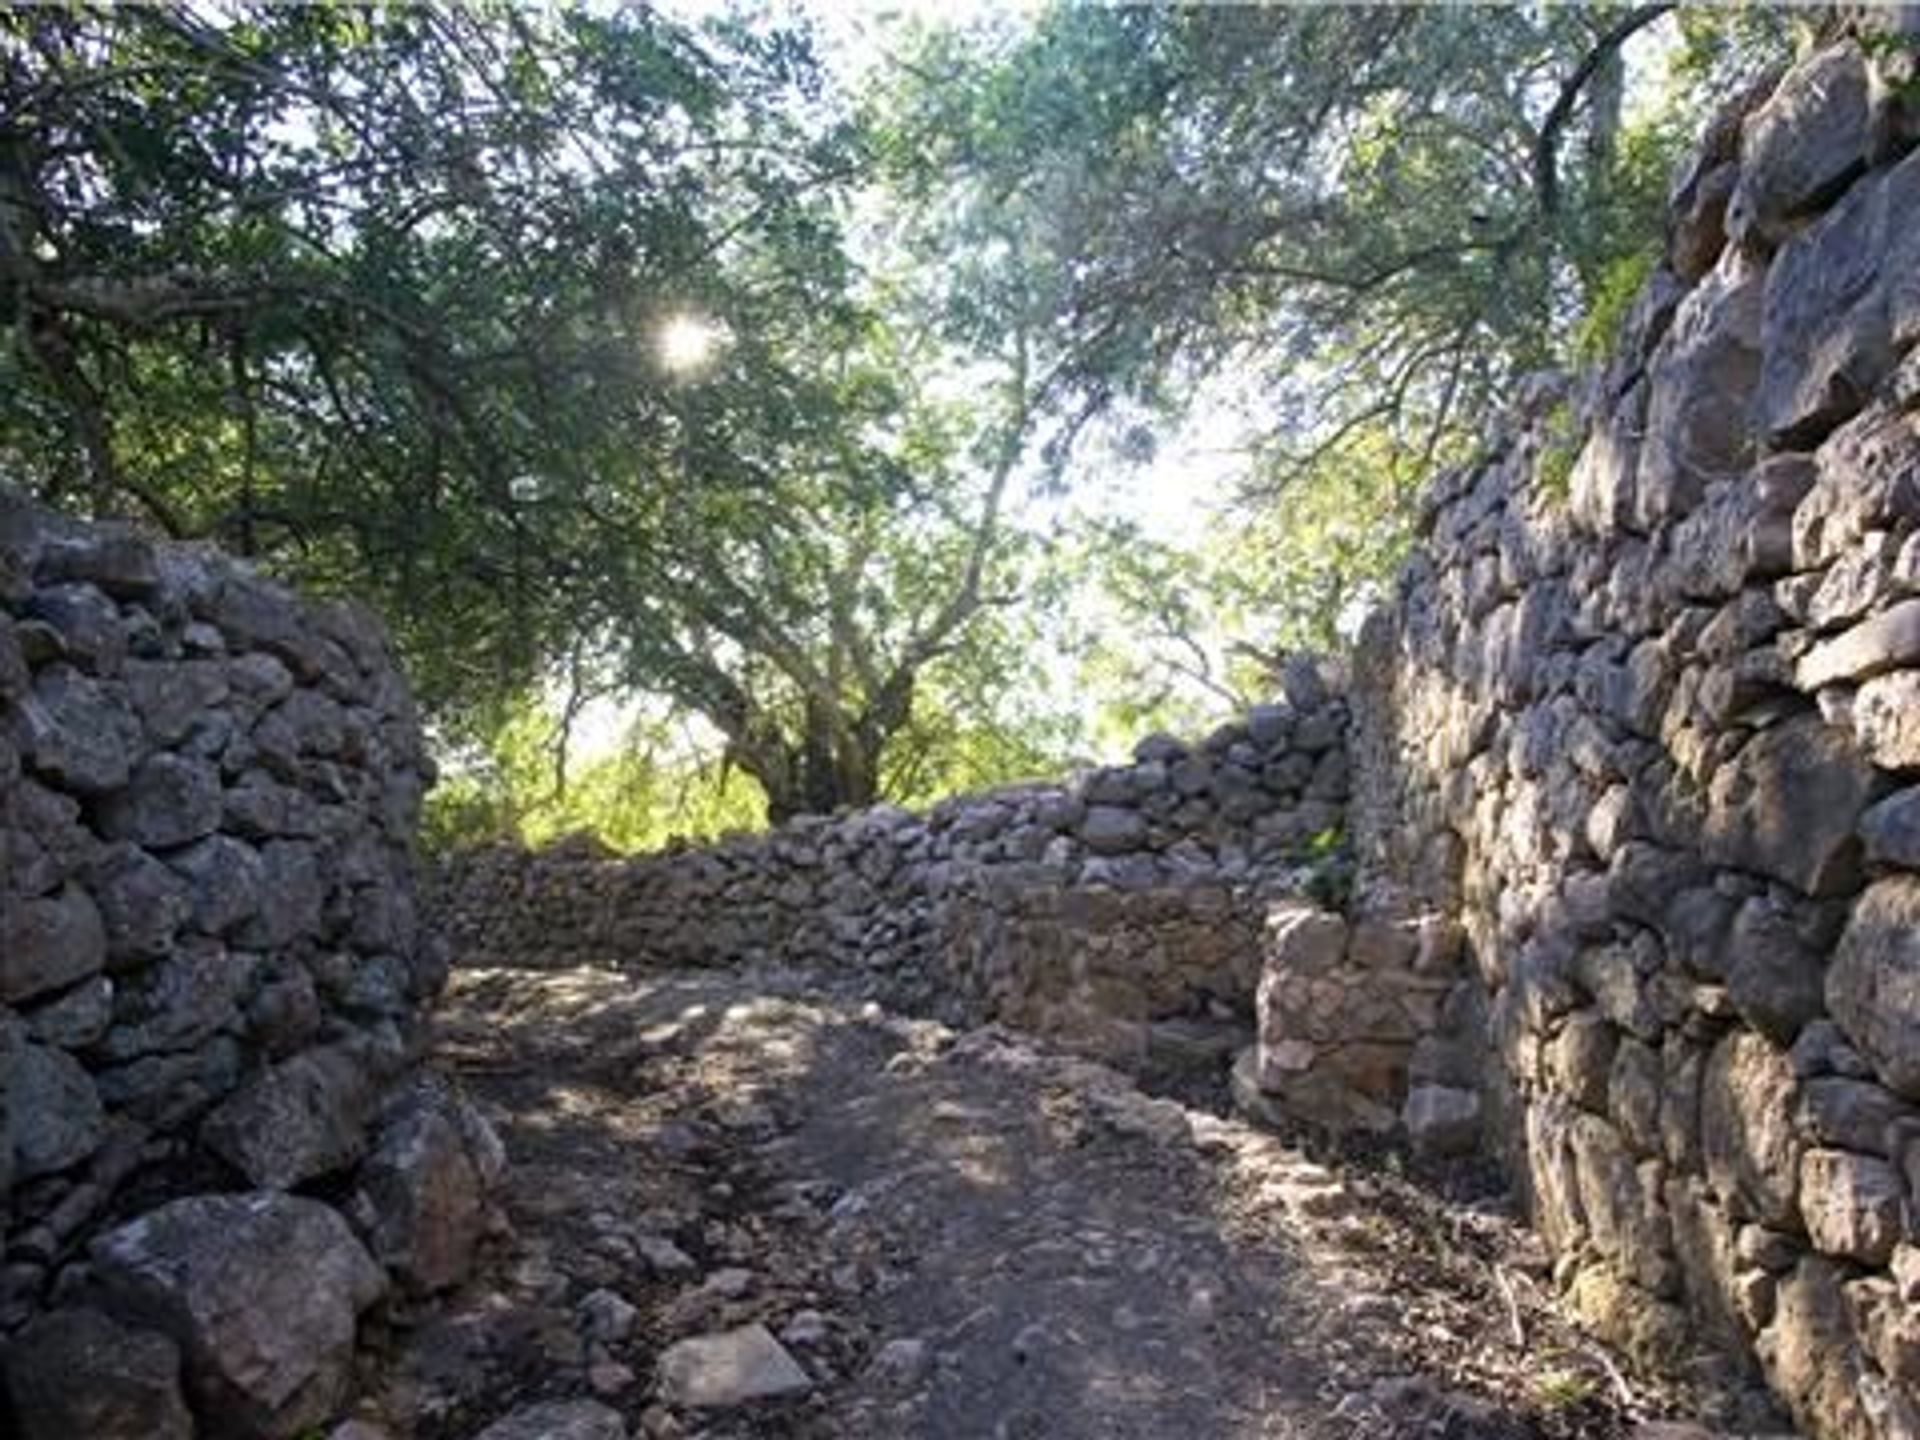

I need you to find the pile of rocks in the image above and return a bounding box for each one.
[436,667,1351,1050]
[1348,22,1920,1438]
[0,489,501,1438]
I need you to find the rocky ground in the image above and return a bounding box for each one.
[334,962,1791,1440]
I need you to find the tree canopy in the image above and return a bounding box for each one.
[0,3,1795,841]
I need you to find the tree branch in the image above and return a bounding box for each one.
[1534,5,1675,216]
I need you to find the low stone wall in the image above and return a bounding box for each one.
[437,672,1350,1049]
[0,489,497,1439]
[1345,28,1920,1439]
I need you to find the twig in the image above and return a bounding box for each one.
[1492,1262,1526,1350]
[1589,1343,1636,1409]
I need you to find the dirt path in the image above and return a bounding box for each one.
[346,963,1765,1440]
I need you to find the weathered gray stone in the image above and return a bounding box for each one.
[1800,1148,1903,1264]
[25,582,126,670]
[201,1044,378,1189]
[16,664,141,793]
[1798,598,1920,690]
[1796,1076,1908,1157]
[0,884,107,1003]
[1263,904,1348,975]
[1725,896,1826,1043]
[1633,253,1763,527]
[1796,404,1920,573]
[1861,786,1920,867]
[351,1079,501,1293]
[1704,717,1879,896]
[1756,147,1919,445]
[23,974,113,1050]
[1728,42,1871,242]
[1853,669,1920,769]
[90,1192,386,1439]
[123,658,230,747]
[1402,1085,1480,1158]
[233,840,324,949]
[1702,1032,1801,1225]
[472,1400,627,1440]
[91,845,192,963]
[1,1307,192,1440]
[99,753,222,850]
[656,1323,813,1408]
[96,940,252,1062]
[1827,876,1920,1098]
[167,835,265,936]
[7,1040,106,1180]
[37,525,160,598]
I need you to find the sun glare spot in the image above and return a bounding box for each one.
[658,313,725,374]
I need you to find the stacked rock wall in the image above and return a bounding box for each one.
[0,489,497,1438]
[1349,25,1920,1439]
[438,674,1350,1052]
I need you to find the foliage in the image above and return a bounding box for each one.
[1,4,1799,838]
[419,698,763,854]
[0,3,1063,822]
[1533,400,1584,507]
[867,5,1787,689]
[1571,246,1659,366]
[868,6,1716,481]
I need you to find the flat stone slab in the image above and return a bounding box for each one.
[656,1322,813,1408]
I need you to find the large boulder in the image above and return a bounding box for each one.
[350,1078,504,1293]
[1827,876,1920,1099]
[90,1192,387,1439]
[1727,42,1871,244]
[1755,145,1920,445]
[1,1307,192,1440]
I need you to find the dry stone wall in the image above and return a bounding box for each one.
[1346,23,1920,1439]
[0,489,500,1439]
[437,669,1350,1057]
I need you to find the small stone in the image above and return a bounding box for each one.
[1861,787,1920,867]
[781,1310,830,1347]
[581,1288,640,1345]
[1827,877,1920,1098]
[590,1362,638,1397]
[656,1323,812,1408]
[352,1079,501,1293]
[704,1266,753,1299]
[638,1235,697,1276]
